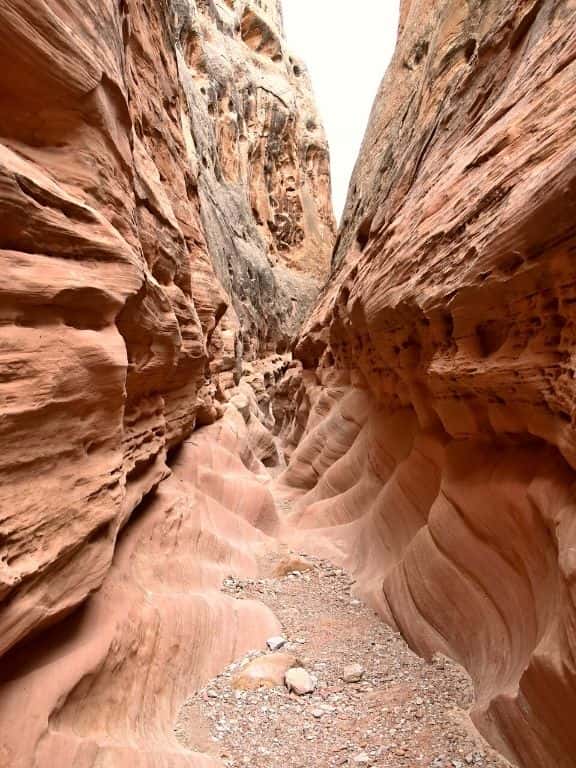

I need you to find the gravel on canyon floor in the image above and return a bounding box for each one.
[175,555,512,768]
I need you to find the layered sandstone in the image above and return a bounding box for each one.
[0,0,333,672]
[282,2,576,767]
[0,408,282,767]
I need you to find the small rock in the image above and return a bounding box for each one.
[267,636,287,651]
[353,752,371,765]
[343,663,365,683]
[311,708,324,718]
[285,667,316,695]
[232,653,299,691]
[273,556,314,577]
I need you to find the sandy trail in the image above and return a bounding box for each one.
[175,540,512,768]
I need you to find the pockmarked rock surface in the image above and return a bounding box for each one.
[283,2,576,767]
[177,0,335,359]
[0,0,333,668]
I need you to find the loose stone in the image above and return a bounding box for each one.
[343,663,365,683]
[285,667,316,695]
[267,636,287,651]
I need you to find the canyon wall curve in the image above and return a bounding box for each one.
[283,1,576,766]
[2,1,576,767]
[0,1,333,764]
[0,0,333,663]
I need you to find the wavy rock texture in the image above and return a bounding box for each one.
[285,2,576,766]
[0,409,281,768]
[0,0,333,672]
[6,0,575,766]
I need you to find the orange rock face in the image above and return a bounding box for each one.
[286,2,576,766]
[0,0,333,673]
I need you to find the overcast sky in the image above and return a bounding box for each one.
[283,2,401,222]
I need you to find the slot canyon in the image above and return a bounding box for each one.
[0,1,575,767]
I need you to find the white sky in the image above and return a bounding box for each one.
[283,1,401,222]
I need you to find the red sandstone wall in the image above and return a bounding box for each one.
[0,0,333,663]
[284,2,576,766]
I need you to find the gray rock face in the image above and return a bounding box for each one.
[173,0,336,362]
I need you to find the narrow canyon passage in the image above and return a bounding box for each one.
[2,1,576,767]
[0,380,511,768]
[175,509,512,768]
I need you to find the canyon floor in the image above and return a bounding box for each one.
[174,488,512,768]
